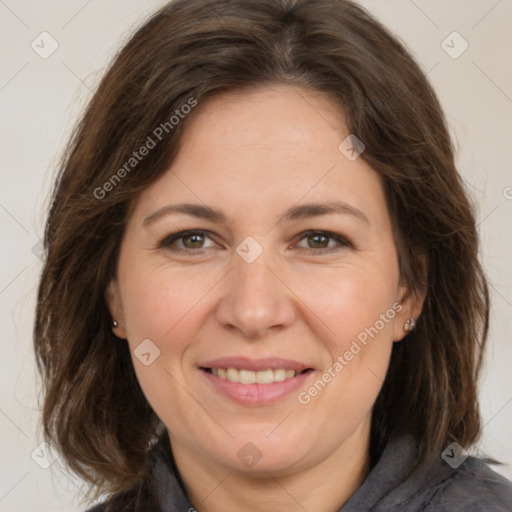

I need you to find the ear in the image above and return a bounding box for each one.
[105,278,128,339]
[393,255,427,342]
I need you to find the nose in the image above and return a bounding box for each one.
[215,248,296,340]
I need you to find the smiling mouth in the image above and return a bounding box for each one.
[200,367,313,384]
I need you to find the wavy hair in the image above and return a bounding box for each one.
[34,0,489,505]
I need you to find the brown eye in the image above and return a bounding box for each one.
[159,230,217,253]
[182,233,206,249]
[306,233,330,249]
[295,230,352,254]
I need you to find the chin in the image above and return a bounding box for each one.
[209,427,313,475]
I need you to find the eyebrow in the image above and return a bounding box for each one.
[143,200,369,227]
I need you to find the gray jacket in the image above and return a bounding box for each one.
[86,432,512,511]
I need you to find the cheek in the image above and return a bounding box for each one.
[117,262,217,423]
[292,257,399,350]
[294,252,399,407]
[120,261,215,343]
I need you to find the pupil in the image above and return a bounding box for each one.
[185,234,203,248]
[310,234,327,248]
[182,234,329,250]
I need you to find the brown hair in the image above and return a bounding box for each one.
[34,0,489,506]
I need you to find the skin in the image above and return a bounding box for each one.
[106,84,424,512]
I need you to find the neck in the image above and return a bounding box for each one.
[170,419,371,512]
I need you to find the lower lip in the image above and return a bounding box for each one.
[200,369,313,405]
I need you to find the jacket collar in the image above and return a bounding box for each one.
[148,429,423,511]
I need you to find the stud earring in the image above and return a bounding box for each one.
[404,318,416,332]
[112,320,118,328]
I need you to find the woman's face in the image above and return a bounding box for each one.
[107,85,418,475]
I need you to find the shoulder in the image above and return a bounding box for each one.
[82,498,131,512]
[83,504,106,512]
[81,430,180,511]
[80,480,159,512]
[410,456,512,512]
[436,457,512,511]
[367,434,512,512]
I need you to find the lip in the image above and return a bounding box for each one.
[198,357,315,406]
[199,356,312,372]
[200,369,313,405]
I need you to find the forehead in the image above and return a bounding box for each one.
[130,85,388,229]
[178,85,351,163]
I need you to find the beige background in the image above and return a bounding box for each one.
[1,0,511,510]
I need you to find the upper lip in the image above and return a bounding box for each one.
[199,357,313,372]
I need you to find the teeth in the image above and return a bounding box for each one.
[256,369,274,384]
[226,368,239,383]
[239,369,256,384]
[210,368,299,384]
[273,368,286,382]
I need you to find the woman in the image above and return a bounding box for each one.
[34,0,512,510]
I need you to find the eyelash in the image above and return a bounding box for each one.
[158,229,353,255]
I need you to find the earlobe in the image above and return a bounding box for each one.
[105,279,128,339]
[403,317,416,332]
[393,253,427,342]
[393,284,425,342]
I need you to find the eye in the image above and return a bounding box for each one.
[294,230,353,254]
[158,229,353,255]
[158,229,217,253]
